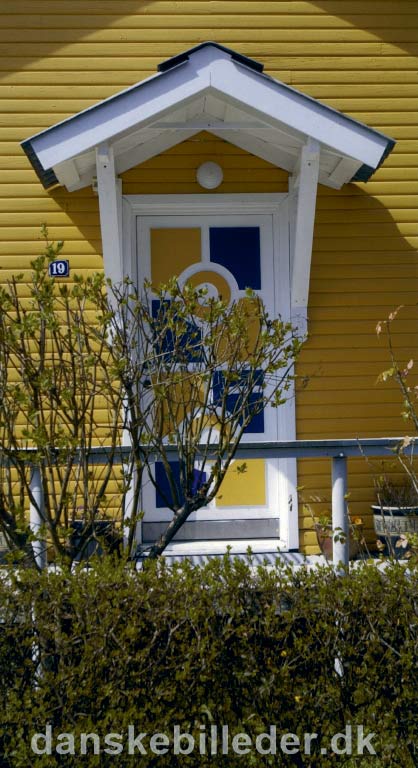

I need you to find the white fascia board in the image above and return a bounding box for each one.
[30,62,212,171]
[209,58,389,169]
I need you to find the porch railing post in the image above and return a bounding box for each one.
[30,465,47,570]
[331,454,349,570]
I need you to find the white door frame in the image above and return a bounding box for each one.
[122,193,299,551]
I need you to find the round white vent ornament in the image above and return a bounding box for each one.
[196,161,223,189]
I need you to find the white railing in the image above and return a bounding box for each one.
[23,437,412,570]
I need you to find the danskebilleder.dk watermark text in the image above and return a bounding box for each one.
[31,723,377,757]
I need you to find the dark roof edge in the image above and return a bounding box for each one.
[350,136,396,182]
[21,139,59,189]
[158,41,264,74]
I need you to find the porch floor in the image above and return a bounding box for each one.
[154,539,325,567]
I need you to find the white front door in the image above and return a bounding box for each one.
[125,194,298,551]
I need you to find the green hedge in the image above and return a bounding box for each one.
[0,558,416,767]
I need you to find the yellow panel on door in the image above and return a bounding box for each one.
[216,459,266,507]
[150,227,201,287]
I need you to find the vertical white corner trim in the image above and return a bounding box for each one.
[290,138,320,331]
[96,143,123,286]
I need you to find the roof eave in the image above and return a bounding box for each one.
[21,139,59,189]
[350,137,396,182]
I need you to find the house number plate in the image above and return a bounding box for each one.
[48,259,70,277]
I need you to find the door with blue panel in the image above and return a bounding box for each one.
[137,214,281,544]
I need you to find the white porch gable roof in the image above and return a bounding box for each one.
[22,42,395,192]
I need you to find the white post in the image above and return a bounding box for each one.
[95,142,123,287]
[96,142,130,545]
[332,455,349,571]
[30,466,47,569]
[122,415,142,555]
[123,463,141,556]
[289,137,320,335]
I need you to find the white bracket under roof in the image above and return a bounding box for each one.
[53,159,81,190]
[289,138,320,335]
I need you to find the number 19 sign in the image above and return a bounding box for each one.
[48,259,70,278]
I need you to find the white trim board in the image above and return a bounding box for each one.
[123,192,288,217]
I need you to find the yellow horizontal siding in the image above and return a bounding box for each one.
[2,2,417,13]
[2,43,417,58]
[297,347,415,363]
[0,88,404,104]
[1,28,418,45]
[303,331,418,348]
[0,0,417,553]
[1,58,417,81]
[2,61,418,83]
[1,12,417,30]
[298,388,400,405]
[121,133,289,195]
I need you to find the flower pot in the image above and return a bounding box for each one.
[70,520,116,561]
[314,523,362,562]
[372,505,418,558]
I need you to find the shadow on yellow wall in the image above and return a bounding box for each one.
[297,180,418,441]
[0,1,157,84]
[305,1,418,57]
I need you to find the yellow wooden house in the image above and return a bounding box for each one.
[1,1,417,559]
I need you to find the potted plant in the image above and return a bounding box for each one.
[69,520,121,561]
[395,532,418,564]
[372,475,418,557]
[313,514,364,562]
